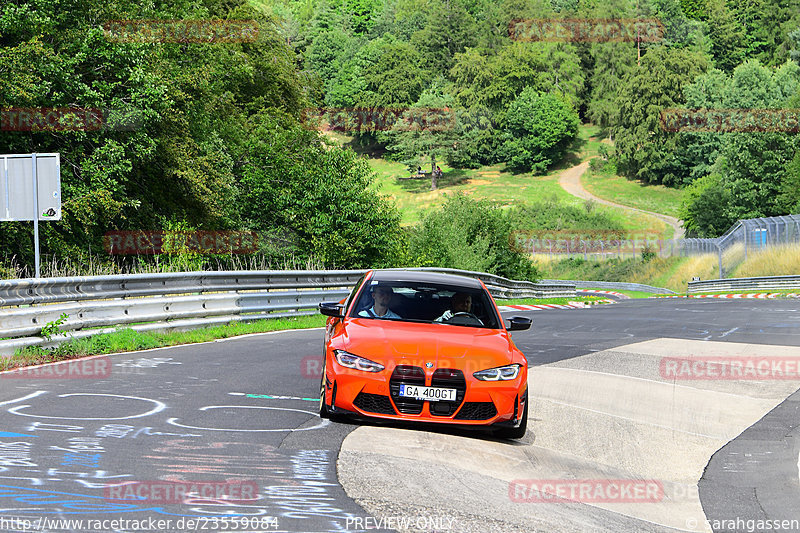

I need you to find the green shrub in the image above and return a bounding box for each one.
[500,90,580,174]
[409,194,538,281]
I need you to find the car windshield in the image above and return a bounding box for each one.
[350,280,501,329]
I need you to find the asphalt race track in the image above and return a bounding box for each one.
[0,298,799,533]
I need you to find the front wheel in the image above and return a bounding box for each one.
[495,392,528,440]
[319,358,330,419]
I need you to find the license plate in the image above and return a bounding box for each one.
[399,384,456,402]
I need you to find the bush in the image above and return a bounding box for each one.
[238,111,405,268]
[679,173,737,237]
[507,197,625,234]
[500,89,580,174]
[409,194,538,281]
[641,244,656,262]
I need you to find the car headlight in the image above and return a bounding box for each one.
[473,364,522,381]
[333,350,385,372]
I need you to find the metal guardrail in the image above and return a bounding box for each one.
[540,279,675,294]
[0,268,577,355]
[408,268,576,298]
[0,271,365,307]
[687,275,800,293]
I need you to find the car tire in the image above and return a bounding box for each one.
[319,358,330,419]
[496,392,528,440]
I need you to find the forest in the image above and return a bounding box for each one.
[0,0,798,279]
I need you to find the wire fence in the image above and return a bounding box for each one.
[514,215,800,278]
[679,215,800,278]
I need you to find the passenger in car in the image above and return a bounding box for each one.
[358,285,402,319]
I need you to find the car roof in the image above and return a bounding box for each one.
[369,269,485,289]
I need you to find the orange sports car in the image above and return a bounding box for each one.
[318,270,531,439]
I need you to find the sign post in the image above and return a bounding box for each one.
[32,154,40,278]
[0,153,61,278]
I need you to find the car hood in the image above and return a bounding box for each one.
[341,318,517,370]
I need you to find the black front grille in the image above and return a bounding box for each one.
[429,368,466,417]
[389,365,425,414]
[454,401,497,420]
[354,392,395,414]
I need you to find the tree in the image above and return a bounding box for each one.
[780,150,800,213]
[449,47,495,108]
[587,42,637,130]
[0,0,313,273]
[731,0,800,67]
[238,111,404,267]
[410,194,539,280]
[358,40,429,106]
[409,0,477,74]
[679,174,736,236]
[500,89,580,174]
[680,60,800,233]
[305,29,351,87]
[670,68,728,186]
[791,27,800,62]
[651,0,711,54]
[383,88,460,189]
[450,42,585,115]
[324,37,383,107]
[706,0,746,72]
[613,46,709,185]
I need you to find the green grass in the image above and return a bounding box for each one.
[572,123,606,159]
[498,295,607,305]
[583,289,660,299]
[581,168,684,218]
[323,126,673,239]
[4,315,327,371]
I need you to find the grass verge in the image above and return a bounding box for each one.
[4,315,327,372]
[498,296,607,306]
[582,289,659,299]
[732,243,800,277]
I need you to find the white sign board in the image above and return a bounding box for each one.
[0,153,61,221]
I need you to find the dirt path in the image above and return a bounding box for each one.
[559,161,685,239]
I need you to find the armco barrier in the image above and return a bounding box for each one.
[0,269,577,356]
[539,279,675,294]
[688,275,800,293]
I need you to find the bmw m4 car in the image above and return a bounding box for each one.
[318,270,532,439]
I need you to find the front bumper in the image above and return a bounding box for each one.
[325,361,527,426]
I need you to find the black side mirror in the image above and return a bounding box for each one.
[507,316,532,331]
[319,302,345,318]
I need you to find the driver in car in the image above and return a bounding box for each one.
[435,292,483,325]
